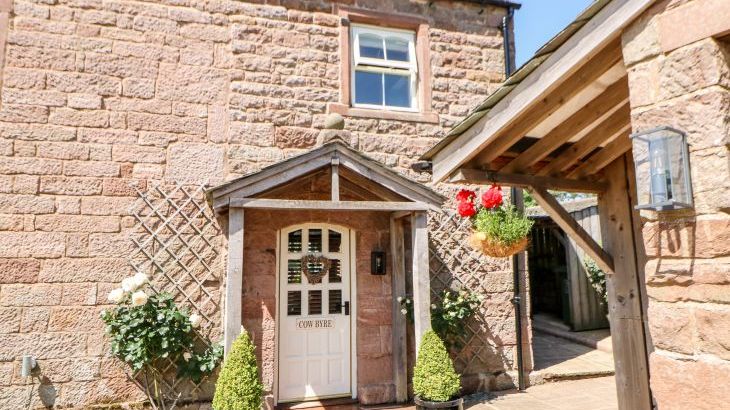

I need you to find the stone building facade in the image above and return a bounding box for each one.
[621,0,730,408]
[0,0,516,407]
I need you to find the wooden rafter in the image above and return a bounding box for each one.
[450,168,607,193]
[449,40,623,172]
[499,77,629,173]
[526,186,615,275]
[537,104,631,176]
[229,198,430,212]
[566,133,633,178]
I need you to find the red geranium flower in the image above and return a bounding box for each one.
[457,200,477,217]
[456,189,476,203]
[481,184,503,209]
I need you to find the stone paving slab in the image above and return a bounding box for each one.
[531,330,615,383]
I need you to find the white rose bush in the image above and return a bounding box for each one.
[101,272,223,409]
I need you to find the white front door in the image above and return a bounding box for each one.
[277,225,353,403]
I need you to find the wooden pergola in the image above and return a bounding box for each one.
[207,139,444,403]
[421,1,656,409]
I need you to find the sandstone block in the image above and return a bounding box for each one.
[650,352,730,410]
[55,196,81,214]
[84,52,157,79]
[0,283,62,306]
[49,306,104,331]
[0,104,49,123]
[67,93,103,109]
[695,308,730,360]
[0,193,54,214]
[111,144,166,163]
[102,178,145,196]
[131,163,164,179]
[88,233,135,258]
[179,23,229,42]
[65,233,89,257]
[35,214,119,233]
[132,15,178,34]
[127,112,206,135]
[0,232,65,258]
[121,77,155,99]
[647,302,694,354]
[0,215,24,231]
[79,196,134,216]
[275,126,318,149]
[39,258,129,282]
[166,143,225,184]
[157,63,229,104]
[37,142,89,160]
[2,67,45,89]
[2,88,66,107]
[0,333,87,361]
[0,308,21,333]
[658,39,730,100]
[46,72,121,96]
[228,121,275,145]
[49,108,109,128]
[77,128,137,144]
[40,176,103,195]
[5,44,76,70]
[1,124,75,142]
[64,161,120,178]
[19,307,49,333]
[60,283,97,306]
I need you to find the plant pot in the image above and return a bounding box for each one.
[468,232,528,257]
[414,396,464,410]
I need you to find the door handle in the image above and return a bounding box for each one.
[343,301,350,316]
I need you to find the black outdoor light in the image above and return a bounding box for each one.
[371,251,386,275]
[631,126,693,211]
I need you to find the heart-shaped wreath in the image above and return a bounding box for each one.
[300,254,332,284]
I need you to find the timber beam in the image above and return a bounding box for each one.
[450,168,607,193]
[526,186,615,275]
[228,198,431,212]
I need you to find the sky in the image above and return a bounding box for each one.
[513,0,594,68]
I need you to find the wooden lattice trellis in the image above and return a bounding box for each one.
[428,210,514,377]
[128,181,223,402]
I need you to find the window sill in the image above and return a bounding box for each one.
[327,103,440,124]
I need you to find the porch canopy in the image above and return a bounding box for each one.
[207,138,443,403]
[421,1,655,409]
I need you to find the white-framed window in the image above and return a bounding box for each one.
[350,24,418,112]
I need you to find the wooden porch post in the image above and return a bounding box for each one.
[390,214,408,403]
[224,207,244,355]
[598,155,652,410]
[411,211,431,353]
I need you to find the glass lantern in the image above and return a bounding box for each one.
[631,126,693,211]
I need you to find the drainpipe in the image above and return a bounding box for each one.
[501,6,527,392]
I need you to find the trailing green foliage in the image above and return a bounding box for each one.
[431,290,482,348]
[583,258,607,303]
[473,205,534,245]
[413,331,461,402]
[213,331,263,410]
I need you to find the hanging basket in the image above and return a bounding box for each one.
[468,231,528,258]
[300,254,331,284]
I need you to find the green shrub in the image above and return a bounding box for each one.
[473,205,534,245]
[213,331,263,410]
[413,330,461,402]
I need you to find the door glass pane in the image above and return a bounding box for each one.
[384,73,411,108]
[354,71,383,105]
[309,290,322,315]
[328,259,341,283]
[288,230,302,252]
[287,291,301,316]
[328,230,341,253]
[329,290,342,314]
[308,229,322,252]
[287,259,302,284]
[386,37,409,62]
[359,33,384,59]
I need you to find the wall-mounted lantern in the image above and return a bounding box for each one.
[631,126,693,211]
[371,251,386,275]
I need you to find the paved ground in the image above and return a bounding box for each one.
[531,330,614,383]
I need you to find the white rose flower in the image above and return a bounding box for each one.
[183,352,192,362]
[189,313,202,328]
[431,304,437,310]
[397,296,403,303]
[107,288,125,304]
[400,308,408,315]
[131,290,148,307]
[132,272,149,288]
[121,277,137,292]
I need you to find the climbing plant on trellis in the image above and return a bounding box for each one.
[428,209,515,379]
[127,181,224,402]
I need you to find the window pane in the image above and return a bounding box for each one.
[308,229,322,252]
[359,33,384,59]
[386,37,409,62]
[384,73,411,108]
[328,230,341,253]
[287,260,302,284]
[287,291,301,316]
[288,230,302,252]
[329,290,342,314]
[329,259,341,283]
[308,290,322,315]
[354,71,383,105]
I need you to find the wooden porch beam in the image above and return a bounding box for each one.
[223,208,244,355]
[229,198,430,212]
[499,77,629,174]
[566,133,633,179]
[526,186,615,275]
[390,215,408,403]
[450,168,607,193]
[331,156,340,202]
[537,104,631,177]
[411,211,431,353]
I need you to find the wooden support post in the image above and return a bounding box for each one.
[331,156,340,202]
[526,186,615,275]
[224,208,244,355]
[598,156,651,410]
[411,211,431,353]
[390,214,408,403]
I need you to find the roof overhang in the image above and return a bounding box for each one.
[423,0,656,184]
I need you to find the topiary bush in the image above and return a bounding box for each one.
[212,330,263,410]
[412,330,461,402]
